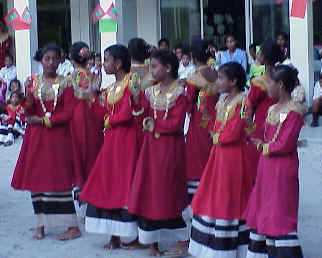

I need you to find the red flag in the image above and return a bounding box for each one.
[91,3,105,23]
[106,3,118,20]
[4,8,20,26]
[291,0,307,18]
[22,7,32,25]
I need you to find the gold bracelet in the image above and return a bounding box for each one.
[104,116,110,130]
[212,133,220,145]
[262,144,270,156]
[43,116,52,128]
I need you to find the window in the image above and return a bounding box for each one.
[252,0,290,45]
[160,0,201,47]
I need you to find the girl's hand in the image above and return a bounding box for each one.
[26,116,43,125]
[143,117,155,132]
[251,138,263,151]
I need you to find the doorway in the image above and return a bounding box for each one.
[203,0,246,49]
[37,0,71,51]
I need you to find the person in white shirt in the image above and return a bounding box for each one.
[178,49,196,80]
[0,54,16,87]
[57,49,74,77]
[311,73,322,127]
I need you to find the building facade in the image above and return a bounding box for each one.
[6,0,321,103]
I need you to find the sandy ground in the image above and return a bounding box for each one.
[1,125,322,258]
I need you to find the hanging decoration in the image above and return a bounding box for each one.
[4,7,31,31]
[91,3,105,23]
[21,7,32,25]
[91,1,119,25]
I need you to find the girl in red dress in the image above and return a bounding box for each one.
[189,62,253,258]
[245,40,281,177]
[185,40,218,201]
[11,43,81,241]
[128,50,189,257]
[244,65,304,258]
[69,42,103,189]
[80,45,141,250]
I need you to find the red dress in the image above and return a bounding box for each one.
[244,103,304,236]
[11,76,76,192]
[80,74,141,210]
[70,69,104,187]
[6,103,25,125]
[128,83,188,220]
[246,75,276,179]
[192,94,254,219]
[185,73,218,185]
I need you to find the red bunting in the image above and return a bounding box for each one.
[291,0,307,18]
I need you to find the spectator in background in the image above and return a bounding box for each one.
[276,32,289,61]
[0,22,12,69]
[311,73,322,127]
[220,34,248,71]
[174,43,183,61]
[291,70,307,114]
[178,47,195,80]
[158,38,170,50]
[90,53,102,76]
[6,79,22,102]
[248,43,257,65]
[0,53,17,86]
[57,48,74,77]
[86,52,95,71]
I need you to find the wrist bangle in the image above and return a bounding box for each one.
[43,116,52,128]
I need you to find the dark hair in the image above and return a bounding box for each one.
[260,40,283,66]
[277,32,289,42]
[182,47,191,57]
[158,38,170,48]
[40,43,61,60]
[128,38,149,63]
[249,43,256,51]
[151,50,179,79]
[271,65,299,94]
[33,49,43,62]
[94,53,101,59]
[70,41,90,66]
[191,39,210,64]
[5,53,13,61]
[104,44,131,73]
[9,79,22,92]
[174,43,183,50]
[225,33,236,43]
[218,62,246,91]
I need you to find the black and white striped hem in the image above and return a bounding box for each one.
[85,205,138,238]
[31,191,77,227]
[246,231,303,258]
[189,215,249,258]
[138,217,189,244]
[187,180,199,202]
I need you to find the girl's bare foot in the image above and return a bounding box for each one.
[121,238,147,250]
[149,243,162,257]
[57,227,81,241]
[104,236,121,250]
[32,226,45,240]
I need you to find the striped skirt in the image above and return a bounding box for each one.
[246,231,303,258]
[85,205,138,238]
[138,217,189,245]
[31,191,78,228]
[187,180,199,203]
[189,215,249,258]
[0,123,8,143]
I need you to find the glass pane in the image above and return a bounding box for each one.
[252,0,289,45]
[160,0,201,47]
[203,0,246,49]
[37,0,71,51]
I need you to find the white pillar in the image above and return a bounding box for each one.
[137,0,160,46]
[100,0,117,87]
[289,0,314,105]
[14,0,32,82]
